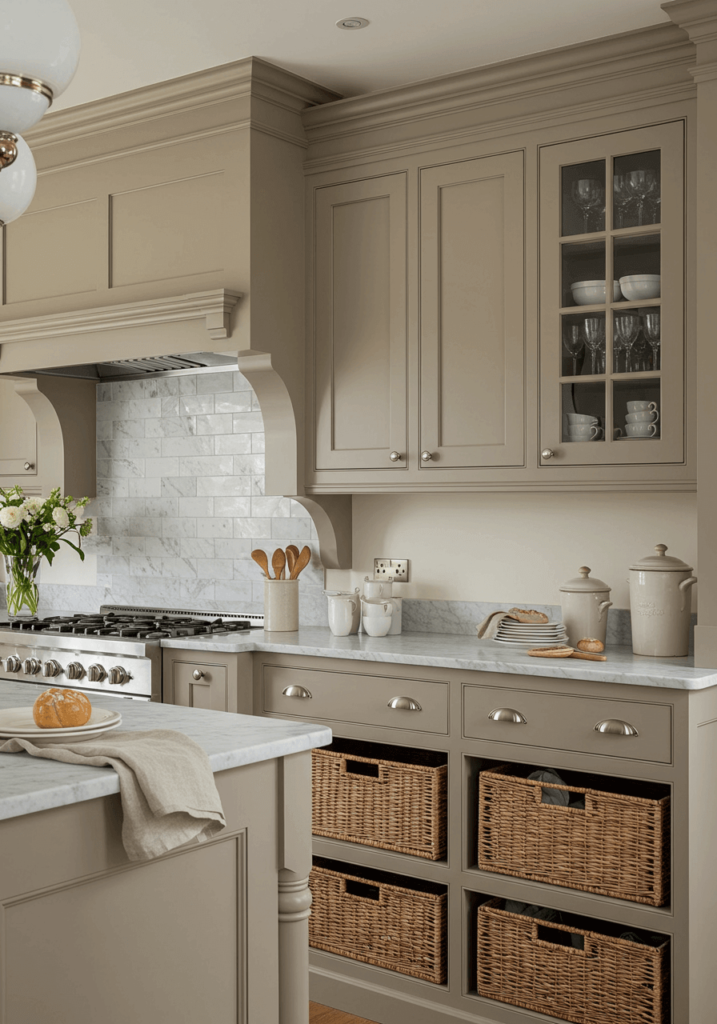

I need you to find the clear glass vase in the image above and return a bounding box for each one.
[4,553,41,618]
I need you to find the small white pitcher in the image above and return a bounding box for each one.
[326,591,360,636]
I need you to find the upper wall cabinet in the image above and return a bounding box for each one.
[0,379,37,485]
[539,121,685,471]
[308,149,526,487]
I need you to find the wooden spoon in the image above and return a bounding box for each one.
[271,548,286,580]
[286,545,300,577]
[251,549,270,578]
[289,545,311,580]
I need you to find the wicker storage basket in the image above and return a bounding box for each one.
[312,739,447,859]
[477,898,669,1024]
[309,860,447,984]
[478,765,670,906]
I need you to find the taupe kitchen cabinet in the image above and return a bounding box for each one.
[539,121,685,473]
[309,148,526,485]
[0,378,37,486]
[249,650,715,1024]
[162,648,253,714]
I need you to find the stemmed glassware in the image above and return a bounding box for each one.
[583,317,605,375]
[644,312,661,370]
[563,324,584,376]
[571,179,604,233]
[624,170,659,227]
[614,313,641,373]
[613,174,634,228]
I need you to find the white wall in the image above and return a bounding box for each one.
[335,491,698,610]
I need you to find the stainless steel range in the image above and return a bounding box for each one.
[0,605,264,701]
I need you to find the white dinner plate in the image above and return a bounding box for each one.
[0,706,122,742]
[497,628,567,638]
[491,636,568,648]
[499,621,563,629]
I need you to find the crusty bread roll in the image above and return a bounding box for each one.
[33,688,92,729]
[576,637,605,653]
[507,608,550,624]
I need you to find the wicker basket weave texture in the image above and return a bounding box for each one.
[478,766,670,906]
[312,741,447,860]
[477,899,669,1024]
[309,865,447,984]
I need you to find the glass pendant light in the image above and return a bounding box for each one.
[0,132,37,225]
[0,0,81,133]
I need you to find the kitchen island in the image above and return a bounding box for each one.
[0,680,331,1024]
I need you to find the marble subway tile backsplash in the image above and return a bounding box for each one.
[40,370,326,618]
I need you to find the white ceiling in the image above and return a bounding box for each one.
[54,0,671,112]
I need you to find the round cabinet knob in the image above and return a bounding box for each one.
[88,664,107,683]
[541,449,555,461]
[6,655,21,673]
[387,696,422,711]
[23,462,33,471]
[192,669,205,680]
[108,666,129,687]
[389,451,403,462]
[488,707,527,724]
[23,658,40,675]
[420,451,434,462]
[42,659,62,678]
[594,718,639,737]
[66,662,85,680]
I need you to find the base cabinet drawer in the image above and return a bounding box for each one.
[262,665,448,734]
[463,685,672,763]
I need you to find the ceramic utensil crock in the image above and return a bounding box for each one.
[629,544,697,657]
[559,566,613,648]
[263,579,299,631]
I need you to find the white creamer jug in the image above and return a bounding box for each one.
[629,544,697,657]
[559,567,612,648]
[325,590,360,636]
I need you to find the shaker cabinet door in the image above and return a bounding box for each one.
[0,378,37,481]
[419,151,525,469]
[313,173,408,472]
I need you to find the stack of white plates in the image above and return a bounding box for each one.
[492,619,569,648]
[0,706,122,744]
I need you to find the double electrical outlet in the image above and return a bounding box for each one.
[373,558,409,582]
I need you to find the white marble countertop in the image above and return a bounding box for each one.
[161,626,717,690]
[0,680,331,823]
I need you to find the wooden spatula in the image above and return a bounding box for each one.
[251,549,270,578]
[286,545,300,577]
[271,548,286,580]
[289,545,311,580]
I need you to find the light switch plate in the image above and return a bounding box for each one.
[373,558,409,582]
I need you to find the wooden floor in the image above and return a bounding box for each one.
[309,1001,378,1024]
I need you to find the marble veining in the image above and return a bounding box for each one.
[0,681,331,822]
[160,626,717,690]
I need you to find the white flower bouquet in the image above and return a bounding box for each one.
[0,486,93,616]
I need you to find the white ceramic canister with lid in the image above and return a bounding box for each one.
[559,567,613,648]
[629,544,697,657]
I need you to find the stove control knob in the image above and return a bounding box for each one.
[5,655,21,672]
[66,662,85,680]
[108,666,129,687]
[88,664,107,683]
[42,660,63,678]
[23,658,40,675]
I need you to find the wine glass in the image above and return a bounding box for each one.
[563,324,584,376]
[614,314,641,373]
[571,179,604,234]
[583,317,605,375]
[644,312,661,370]
[624,170,659,227]
[613,174,635,228]
[631,335,651,372]
[612,329,627,373]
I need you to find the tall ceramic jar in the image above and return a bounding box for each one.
[559,567,613,648]
[629,544,697,657]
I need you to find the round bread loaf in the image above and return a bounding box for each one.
[33,688,92,729]
[576,637,605,653]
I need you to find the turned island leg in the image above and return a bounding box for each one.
[278,751,313,1024]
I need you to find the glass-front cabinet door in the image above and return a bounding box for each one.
[539,122,684,468]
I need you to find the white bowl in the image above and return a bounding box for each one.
[363,616,392,637]
[571,280,620,306]
[619,274,661,301]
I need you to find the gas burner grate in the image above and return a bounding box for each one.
[7,613,256,640]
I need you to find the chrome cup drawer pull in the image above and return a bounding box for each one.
[282,685,312,699]
[488,708,527,724]
[594,719,639,737]
[387,696,422,711]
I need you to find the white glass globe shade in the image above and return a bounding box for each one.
[0,0,80,130]
[0,134,36,225]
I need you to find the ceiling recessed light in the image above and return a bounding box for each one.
[336,17,369,30]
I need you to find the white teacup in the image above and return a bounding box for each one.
[626,422,659,437]
[567,413,598,425]
[626,410,659,424]
[363,616,392,637]
[361,598,393,617]
[627,400,658,414]
[568,424,603,441]
[363,577,392,600]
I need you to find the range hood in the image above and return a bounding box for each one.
[24,351,237,382]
